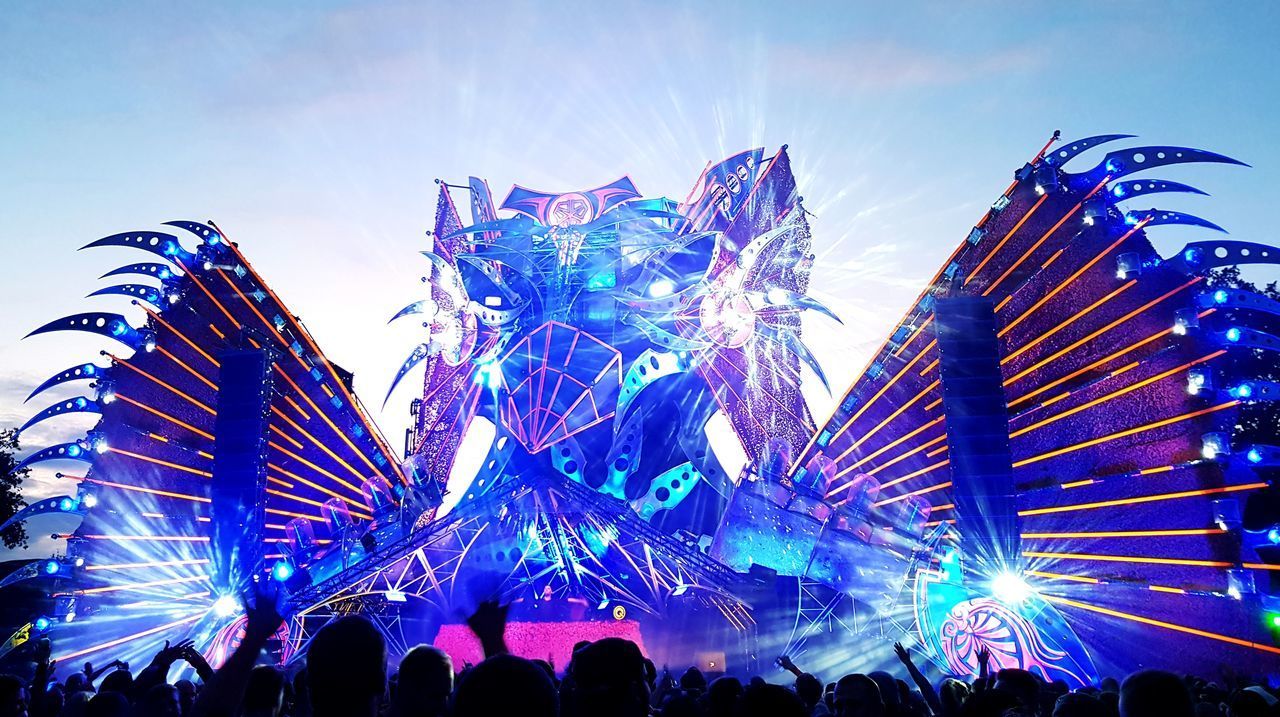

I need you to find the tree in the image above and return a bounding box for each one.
[0,429,30,550]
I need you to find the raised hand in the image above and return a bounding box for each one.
[893,641,913,666]
[156,639,196,666]
[244,580,285,641]
[180,644,214,681]
[776,655,795,670]
[465,599,509,657]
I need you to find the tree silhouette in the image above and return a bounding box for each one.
[0,429,31,550]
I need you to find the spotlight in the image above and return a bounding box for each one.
[990,571,1033,604]
[81,493,98,508]
[43,559,61,575]
[385,590,407,603]
[271,560,295,583]
[58,498,75,511]
[1248,448,1264,464]
[1226,327,1242,342]
[1214,289,1230,304]
[1269,613,1280,629]
[1232,383,1254,399]
[33,617,52,632]
[212,595,239,618]
[1201,432,1229,460]
[648,279,675,298]
[1267,525,1280,544]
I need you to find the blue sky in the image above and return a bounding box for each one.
[2,1,1278,559]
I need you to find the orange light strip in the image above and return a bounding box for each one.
[268,441,362,495]
[284,395,311,421]
[1149,585,1188,595]
[1023,528,1226,539]
[1006,313,1207,408]
[826,342,936,450]
[84,477,209,503]
[220,238,407,484]
[267,461,370,511]
[1000,217,1152,339]
[1020,481,1266,517]
[1024,550,1232,568]
[270,405,366,483]
[173,258,240,328]
[209,323,225,340]
[862,434,948,480]
[1243,563,1280,571]
[78,575,209,595]
[1005,276,1202,387]
[269,424,305,451]
[1042,595,1280,655]
[982,176,1109,298]
[272,365,385,487]
[1001,280,1137,366]
[139,306,221,368]
[107,447,212,478]
[876,457,950,489]
[965,193,1051,286]
[106,354,216,415]
[115,393,214,441]
[833,379,941,464]
[1009,352,1224,439]
[1027,569,1100,584]
[265,507,324,522]
[845,416,944,474]
[874,480,952,507]
[156,346,218,392]
[54,614,204,662]
[1012,401,1236,468]
[86,558,211,571]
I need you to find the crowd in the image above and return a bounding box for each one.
[1,590,1277,717]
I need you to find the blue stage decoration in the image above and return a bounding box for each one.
[7,135,1280,681]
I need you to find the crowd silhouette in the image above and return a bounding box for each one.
[2,588,1277,717]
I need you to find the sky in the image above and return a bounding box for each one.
[2,0,1279,560]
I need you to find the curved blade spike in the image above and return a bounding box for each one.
[383,344,430,408]
[26,363,106,403]
[1108,178,1208,201]
[1165,239,1280,275]
[616,285,703,315]
[1127,208,1226,233]
[756,325,831,394]
[584,205,687,232]
[80,231,194,263]
[15,441,95,472]
[162,220,221,243]
[0,496,85,536]
[746,289,842,324]
[88,283,165,309]
[466,299,528,327]
[620,313,710,352]
[25,312,146,349]
[100,262,179,282]
[736,213,805,272]
[19,396,101,436]
[388,299,435,324]
[1073,145,1249,187]
[441,215,540,241]
[455,255,524,305]
[1042,134,1137,167]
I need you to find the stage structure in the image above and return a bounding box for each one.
[5,134,1280,682]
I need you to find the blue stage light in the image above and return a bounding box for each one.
[1184,248,1202,265]
[58,498,75,511]
[81,493,97,508]
[207,233,221,245]
[34,617,52,631]
[271,560,295,582]
[1247,448,1263,463]
[1233,384,1254,399]
[1267,525,1280,544]
[990,571,1033,604]
[212,595,240,618]
[1226,327,1242,342]
[110,321,128,337]
[66,444,82,458]
[1214,289,1229,304]
[43,559,60,575]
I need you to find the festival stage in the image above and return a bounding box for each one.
[4,133,1279,682]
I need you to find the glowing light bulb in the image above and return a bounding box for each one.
[990,571,1033,604]
[648,279,675,298]
[212,595,239,618]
